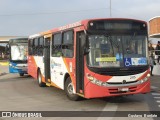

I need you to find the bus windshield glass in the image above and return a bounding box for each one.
[87,34,147,68]
[10,42,28,61]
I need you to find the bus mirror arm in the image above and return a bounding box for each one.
[43,56,44,63]
[83,47,90,55]
[5,44,9,55]
[83,29,90,55]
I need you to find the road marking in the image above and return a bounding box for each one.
[154,97,160,99]
[151,93,160,96]
[0,62,8,66]
[97,103,118,120]
[156,101,160,103]
[151,86,158,89]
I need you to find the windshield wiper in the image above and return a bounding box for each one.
[130,32,136,41]
[105,35,115,55]
[105,35,121,55]
[126,32,137,54]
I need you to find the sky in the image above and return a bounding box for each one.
[0,0,160,36]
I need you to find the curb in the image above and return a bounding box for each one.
[0,72,7,76]
[0,62,9,66]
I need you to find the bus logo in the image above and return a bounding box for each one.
[122,80,127,84]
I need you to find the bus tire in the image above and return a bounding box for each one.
[64,77,80,101]
[38,70,46,87]
[19,73,24,76]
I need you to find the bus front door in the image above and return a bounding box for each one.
[44,37,51,83]
[76,31,85,94]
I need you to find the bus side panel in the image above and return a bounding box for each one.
[50,57,70,90]
[34,56,44,79]
[28,56,38,79]
[63,57,76,90]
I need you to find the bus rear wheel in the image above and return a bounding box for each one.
[64,77,81,101]
[38,70,46,87]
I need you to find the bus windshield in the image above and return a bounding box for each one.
[11,42,28,61]
[87,34,147,68]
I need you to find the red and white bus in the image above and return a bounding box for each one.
[28,18,150,100]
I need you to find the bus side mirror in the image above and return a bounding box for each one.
[83,47,90,55]
[5,44,9,55]
[83,30,89,55]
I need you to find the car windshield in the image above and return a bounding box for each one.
[87,34,147,68]
[11,43,28,61]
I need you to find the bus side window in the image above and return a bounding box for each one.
[28,39,32,55]
[39,37,44,56]
[52,33,62,57]
[31,39,34,55]
[31,39,35,55]
[62,31,74,58]
[34,38,39,56]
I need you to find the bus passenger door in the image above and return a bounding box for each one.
[44,37,51,83]
[76,31,85,94]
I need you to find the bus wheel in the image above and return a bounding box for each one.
[38,70,46,87]
[65,77,80,101]
[19,73,24,76]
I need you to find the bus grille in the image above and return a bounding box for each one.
[107,80,137,85]
[97,68,148,76]
[108,86,137,94]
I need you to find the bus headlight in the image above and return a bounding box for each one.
[139,73,150,84]
[147,73,150,77]
[87,74,105,86]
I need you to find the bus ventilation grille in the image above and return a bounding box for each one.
[108,86,137,94]
[97,67,148,76]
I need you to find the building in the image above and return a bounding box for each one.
[149,16,160,75]
[149,16,160,38]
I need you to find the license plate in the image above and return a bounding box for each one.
[118,88,129,92]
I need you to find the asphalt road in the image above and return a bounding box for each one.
[0,64,160,120]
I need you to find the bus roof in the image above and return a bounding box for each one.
[9,37,28,40]
[29,18,147,39]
